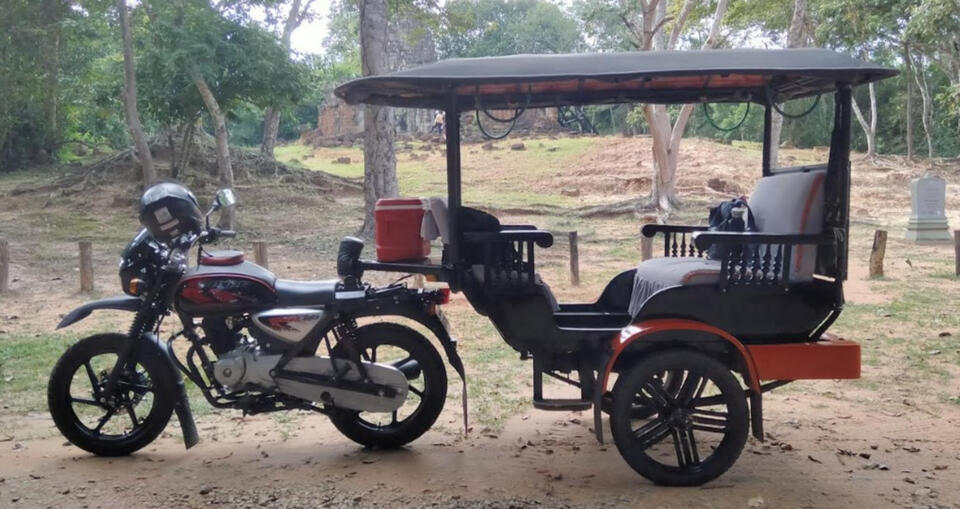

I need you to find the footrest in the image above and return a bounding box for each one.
[533,398,592,411]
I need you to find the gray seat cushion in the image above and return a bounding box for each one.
[628,257,721,316]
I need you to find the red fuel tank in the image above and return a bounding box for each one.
[174,261,277,316]
[375,197,430,262]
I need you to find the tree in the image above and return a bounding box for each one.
[816,0,913,159]
[359,0,398,236]
[260,0,317,158]
[440,0,584,58]
[610,0,730,215]
[768,0,808,167]
[118,0,156,186]
[139,0,308,227]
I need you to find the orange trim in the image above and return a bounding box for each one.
[601,319,761,395]
[747,339,860,380]
[680,269,721,284]
[454,74,770,98]
[794,173,825,271]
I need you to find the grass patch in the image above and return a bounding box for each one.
[0,332,73,413]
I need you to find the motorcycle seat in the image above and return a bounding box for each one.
[275,279,338,307]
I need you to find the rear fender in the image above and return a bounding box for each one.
[139,332,199,450]
[57,296,142,329]
[592,319,761,444]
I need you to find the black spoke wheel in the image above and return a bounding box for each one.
[329,323,447,449]
[48,334,174,456]
[610,349,748,486]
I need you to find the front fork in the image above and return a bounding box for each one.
[100,305,199,449]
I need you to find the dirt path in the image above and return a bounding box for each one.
[2,389,958,509]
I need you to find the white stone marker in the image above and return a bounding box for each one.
[905,174,952,242]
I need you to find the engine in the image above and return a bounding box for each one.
[212,346,409,413]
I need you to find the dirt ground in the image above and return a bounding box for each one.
[1,135,959,508]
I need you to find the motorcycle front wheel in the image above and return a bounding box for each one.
[48,333,174,456]
[329,322,448,449]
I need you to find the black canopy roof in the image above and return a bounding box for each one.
[336,48,896,110]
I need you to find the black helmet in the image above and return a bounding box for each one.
[139,181,203,243]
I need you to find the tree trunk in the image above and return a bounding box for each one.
[642,0,728,216]
[851,85,877,158]
[359,0,397,236]
[903,42,914,160]
[43,0,65,149]
[118,0,156,186]
[913,57,935,161]
[194,76,235,228]
[769,0,808,168]
[261,107,281,158]
[260,0,309,158]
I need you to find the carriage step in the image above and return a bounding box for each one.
[532,398,592,411]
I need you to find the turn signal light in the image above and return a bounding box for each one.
[128,278,145,296]
[424,274,438,282]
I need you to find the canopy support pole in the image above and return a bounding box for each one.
[445,97,462,290]
[835,85,852,281]
[762,103,772,176]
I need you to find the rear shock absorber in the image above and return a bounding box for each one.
[332,317,371,381]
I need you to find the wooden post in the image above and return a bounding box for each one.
[640,236,653,261]
[568,231,580,286]
[954,230,960,277]
[253,241,269,269]
[0,239,9,293]
[868,230,887,278]
[79,241,94,292]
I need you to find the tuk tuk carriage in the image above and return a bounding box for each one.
[334,49,896,485]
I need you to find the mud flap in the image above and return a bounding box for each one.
[141,333,200,449]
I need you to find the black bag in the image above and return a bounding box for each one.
[706,198,756,260]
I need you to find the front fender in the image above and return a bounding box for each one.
[139,332,199,450]
[57,295,142,329]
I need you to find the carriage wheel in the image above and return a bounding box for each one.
[610,349,748,486]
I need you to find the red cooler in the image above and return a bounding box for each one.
[375,198,430,262]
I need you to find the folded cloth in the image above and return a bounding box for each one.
[421,208,440,241]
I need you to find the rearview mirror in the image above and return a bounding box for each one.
[215,189,236,209]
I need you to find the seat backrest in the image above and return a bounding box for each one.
[747,170,825,281]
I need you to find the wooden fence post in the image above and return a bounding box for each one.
[254,241,269,269]
[640,235,653,261]
[868,230,887,278]
[954,230,960,277]
[0,239,9,293]
[568,231,580,286]
[79,241,94,292]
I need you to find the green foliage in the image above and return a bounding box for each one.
[139,0,309,128]
[439,0,584,57]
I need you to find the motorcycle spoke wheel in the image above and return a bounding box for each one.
[355,343,428,429]
[67,352,157,439]
[329,323,447,449]
[49,334,174,457]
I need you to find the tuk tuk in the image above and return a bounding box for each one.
[334,48,896,485]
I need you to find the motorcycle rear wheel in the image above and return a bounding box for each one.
[329,323,447,449]
[48,334,174,456]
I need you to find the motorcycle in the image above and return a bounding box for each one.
[48,185,464,456]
